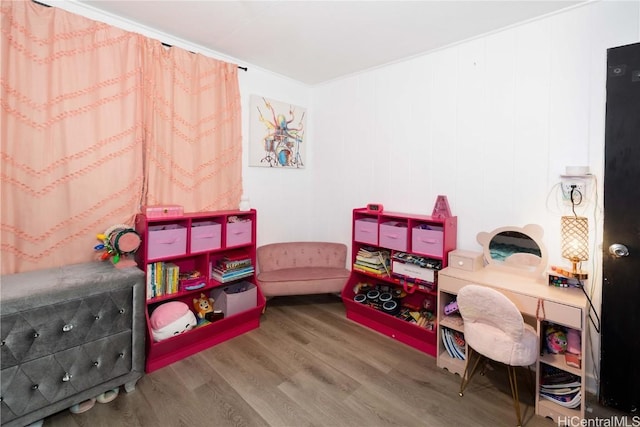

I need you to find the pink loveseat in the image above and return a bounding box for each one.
[256,242,350,297]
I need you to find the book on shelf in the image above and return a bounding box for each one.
[164,263,179,294]
[540,364,581,388]
[217,256,252,271]
[540,390,581,409]
[441,328,455,359]
[353,263,388,276]
[146,261,180,299]
[210,265,254,283]
[441,327,465,360]
[540,386,581,396]
[355,255,385,267]
[354,247,390,275]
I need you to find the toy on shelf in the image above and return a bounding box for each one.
[545,324,568,354]
[193,293,215,319]
[94,224,141,268]
[565,327,582,368]
[150,301,197,342]
[444,300,459,315]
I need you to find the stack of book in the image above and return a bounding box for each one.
[146,262,179,299]
[539,365,581,409]
[441,327,466,360]
[353,247,390,276]
[211,254,254,283]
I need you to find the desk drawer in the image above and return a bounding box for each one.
[542,301,582,330]
[438,275,582,329]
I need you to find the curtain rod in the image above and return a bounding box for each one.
[30,1,247,72]
[160,43,247,71]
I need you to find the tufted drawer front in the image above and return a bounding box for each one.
[1,288,132,369]
[1,331,132,424]
[0,262,145,427]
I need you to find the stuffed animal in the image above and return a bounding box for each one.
[150,301,197,342]
[193,293,215,319]
[545,325,568,354]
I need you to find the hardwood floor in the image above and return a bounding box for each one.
[45,294,625,427]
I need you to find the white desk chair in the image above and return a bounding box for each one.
[457,284,538,426]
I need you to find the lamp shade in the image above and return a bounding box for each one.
[561,216,589,262]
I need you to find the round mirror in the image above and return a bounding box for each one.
[477,224,548,279]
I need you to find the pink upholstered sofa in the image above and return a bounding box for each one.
[256,242,350,297]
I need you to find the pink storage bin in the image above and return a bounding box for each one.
[226,220,252,247]
[379,221,408,252]
[211,281,257,317]
[190,221,222,253]
[412,225,444,258]
[147,224,187,259]
[354,218,378,245]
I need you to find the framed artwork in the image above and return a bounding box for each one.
[249,95,306,168]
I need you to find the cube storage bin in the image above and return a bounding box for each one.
[226,220,252,247]
[379,221,408,252]
[148,224,187,260]
[354,218,378,245]
[211,281,258,317]
[191,221,222,253]
[412,225,444,258]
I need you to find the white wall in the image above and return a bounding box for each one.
[309,0,639,395]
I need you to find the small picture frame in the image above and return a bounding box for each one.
[432,195,452,218]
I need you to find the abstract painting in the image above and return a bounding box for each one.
[249,95,306,168]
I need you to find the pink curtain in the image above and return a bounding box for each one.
[142,39,242,212]
[1,1,242,274]
[1,1,144,274]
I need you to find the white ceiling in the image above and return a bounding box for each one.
[71,0,586,85]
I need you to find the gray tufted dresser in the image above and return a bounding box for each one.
[0,262,146,427]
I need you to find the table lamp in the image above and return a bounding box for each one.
[558,215,589,280]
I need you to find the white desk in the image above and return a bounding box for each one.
[437,264,588,423]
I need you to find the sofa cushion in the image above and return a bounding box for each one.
[257,267,349,283]
[257,268,349,297]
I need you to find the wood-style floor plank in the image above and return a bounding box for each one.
[44,294,626,427]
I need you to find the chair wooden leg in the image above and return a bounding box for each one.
[459,347,483,397]
[507,365,523,427]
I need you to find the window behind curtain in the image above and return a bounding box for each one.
[1,1,242,274]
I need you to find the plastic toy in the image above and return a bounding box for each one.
[193,293,215,319]
[566,327,581,355]
[444,300,459,315]
[545,325,568,354]
[150,301,197,342]
[94,224,141,268]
